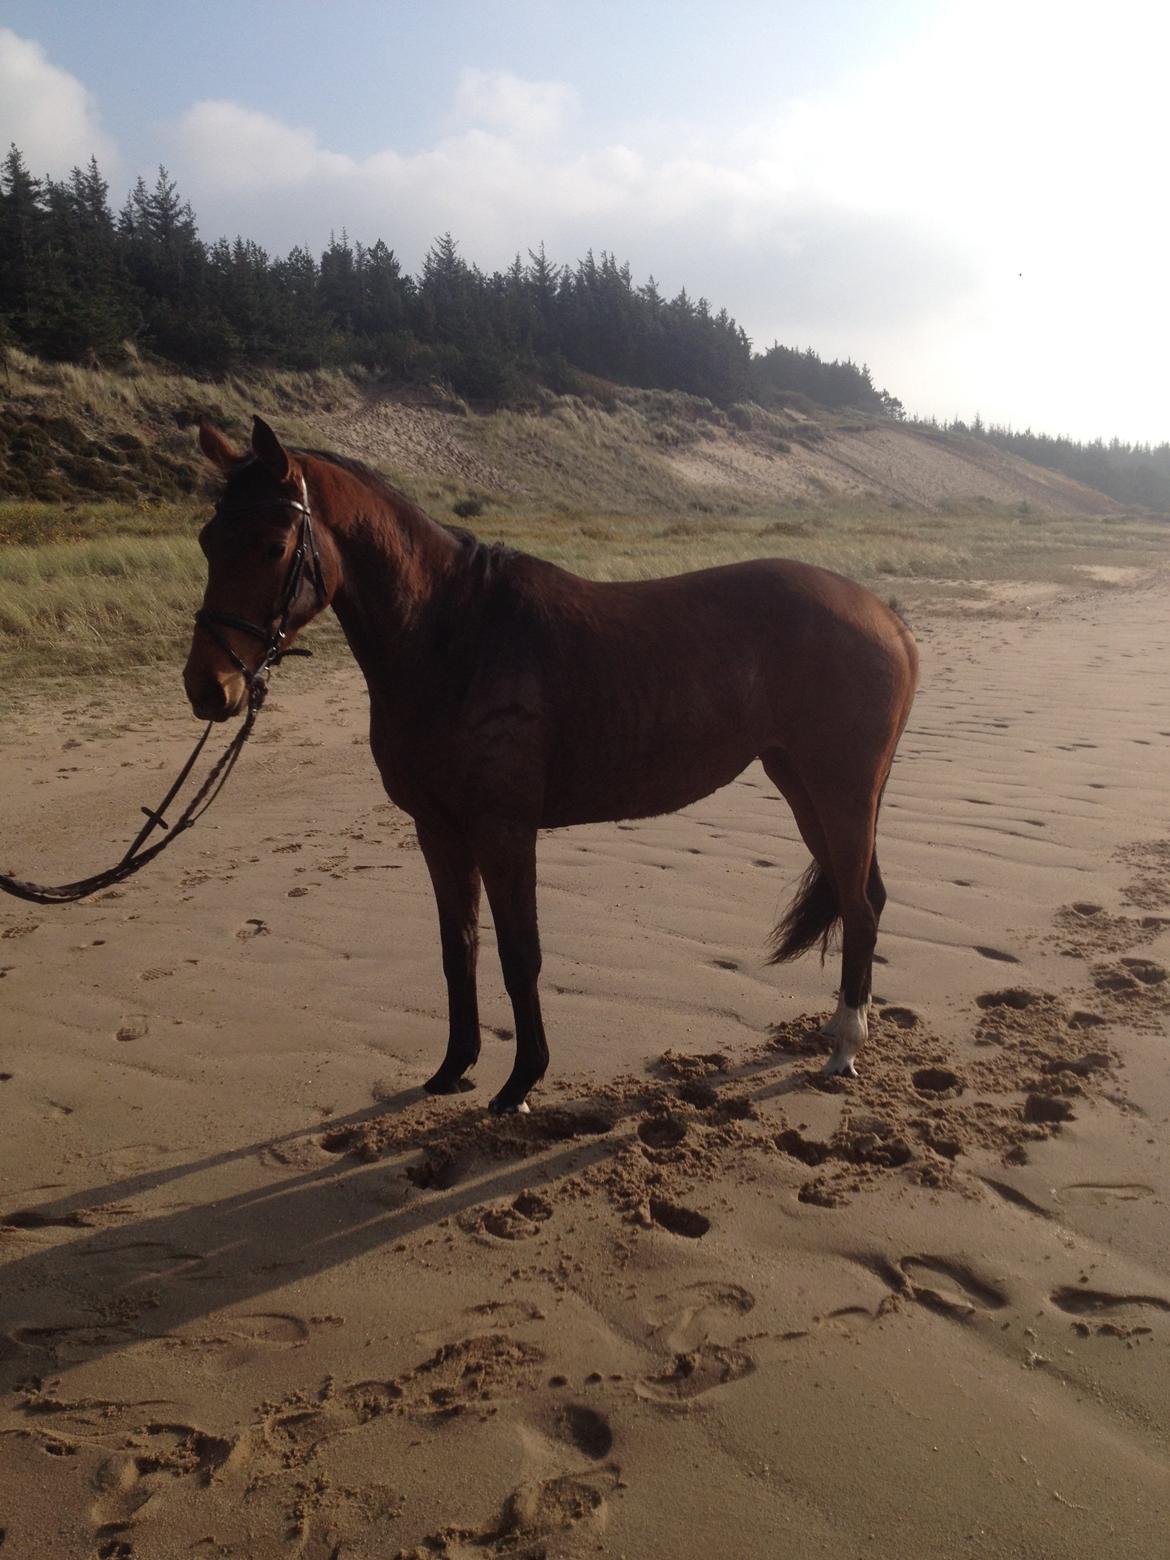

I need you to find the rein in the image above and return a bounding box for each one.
[0,485,325,908]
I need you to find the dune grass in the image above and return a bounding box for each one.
[2,352,1166,691]
[5,346,362,441]
[0,498,1164,700]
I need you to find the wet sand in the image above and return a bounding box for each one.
[2,575,1169,1558]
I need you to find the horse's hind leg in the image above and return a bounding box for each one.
[816,789,884,1076]
[762,751,883,1078]
[417,821,482,1094]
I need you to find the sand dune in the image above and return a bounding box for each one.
[2,575,1169,1557]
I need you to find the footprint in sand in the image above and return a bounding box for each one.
[675,1080,717,1111]
[1023,1093,1076,1125]
[648,1281,756,1353]
[637,1114,689,1150]
[911,1066,963,1098]
[89,1421,238,1550]
[1057,1183,1155,1206]
[267,1335,547,1461]
[472,1191,554,1241]
[897,1256,1008,1320]
[879,1005,919,1029]
[1119,957,1167,986]
[212,1312,311,1347]
[1050,1286,1170,1316]
[235,918,269,940]
[1068,1010,1108,1029]
[636,1344,755,1402]
[395,1334,546,1419]
[414,1469,620,1555]
[553,1403,614,1459]
[647,1198,710,1238]
[404,1147,473,1188]
[976,988,1039,1011]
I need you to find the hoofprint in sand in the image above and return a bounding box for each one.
[2,576,1169,1558]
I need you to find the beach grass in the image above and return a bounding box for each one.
[0,497,1164,698]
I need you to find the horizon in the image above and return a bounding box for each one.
[1,1,1166,446]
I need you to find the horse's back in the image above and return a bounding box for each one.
[517,554,917,825]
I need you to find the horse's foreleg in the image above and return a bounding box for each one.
[475,825,548,1114]
[417,821,482,1094]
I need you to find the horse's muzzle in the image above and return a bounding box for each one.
[185,670,246,723]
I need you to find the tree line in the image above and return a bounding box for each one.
[921,414,1170,511]
[0,146,888,413]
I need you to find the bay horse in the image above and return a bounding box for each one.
[185,417,919,1113]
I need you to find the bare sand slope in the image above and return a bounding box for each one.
[311,389,1117,518]
[2,578,1169,1558]
[667,424,1129,514]
[666,421,1119,515]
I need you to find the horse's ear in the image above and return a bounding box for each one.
[199,421,242,473]
[251,415,294,484]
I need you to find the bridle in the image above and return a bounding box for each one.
[194,477,328,685]
[0,477,328,907]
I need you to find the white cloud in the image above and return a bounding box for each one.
[179,101,352,193]
[0,28,117,176]
[453,68,578,139]
[174,85,969,314]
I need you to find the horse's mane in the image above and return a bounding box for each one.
[294,448,519,588]
[288,447,558,692]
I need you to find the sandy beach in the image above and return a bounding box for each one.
[2,572,1169,1558]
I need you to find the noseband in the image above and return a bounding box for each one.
[194,480,327,684]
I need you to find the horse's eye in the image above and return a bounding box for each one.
[267,542,286,561]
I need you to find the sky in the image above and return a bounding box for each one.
[1,0,1166,443]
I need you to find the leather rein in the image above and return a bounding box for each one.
[0,485,326,907]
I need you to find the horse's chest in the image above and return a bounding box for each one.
[367,703,543,822]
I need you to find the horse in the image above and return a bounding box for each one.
[184,416,919,1113]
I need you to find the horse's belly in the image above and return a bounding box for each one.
[542,731,760,827]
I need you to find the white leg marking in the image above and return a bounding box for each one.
[818,995,868,1077]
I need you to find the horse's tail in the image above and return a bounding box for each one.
[767,862,840,965]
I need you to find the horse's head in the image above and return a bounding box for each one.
[184,416,332,721]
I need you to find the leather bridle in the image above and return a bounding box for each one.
[194,478,327,684]
[0,477,329,907]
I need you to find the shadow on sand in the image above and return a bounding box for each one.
[0,1036,820,1396]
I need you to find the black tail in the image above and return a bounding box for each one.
[767,862,841,965]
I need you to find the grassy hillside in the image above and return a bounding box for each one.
[0,352,1164,692]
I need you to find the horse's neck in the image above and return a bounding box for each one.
[323,481,459,689]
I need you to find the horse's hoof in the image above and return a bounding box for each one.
[423,1071,476,1096]
[820,1058,858,1079]
[488,1095,531,1115]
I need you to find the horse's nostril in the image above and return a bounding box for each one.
[187,679,231,720]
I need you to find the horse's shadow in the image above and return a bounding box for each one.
[0,1044,816,1397]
